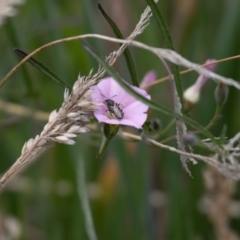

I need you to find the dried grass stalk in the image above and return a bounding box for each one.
[159,57,191,175]
[0,6,152,188]
[202,165,239,240]
[121,131,240,181]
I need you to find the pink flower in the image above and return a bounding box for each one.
[91,77,151,129]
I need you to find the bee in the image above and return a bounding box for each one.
[101,94,124,120]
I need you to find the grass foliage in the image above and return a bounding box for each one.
[0,0,240,239]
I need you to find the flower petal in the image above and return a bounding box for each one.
[119,113,148,129]
[90,85,104,102]
[94,77,113,98]
[140,71,157,88]
[94,111,120,124]
[123,94,150,114]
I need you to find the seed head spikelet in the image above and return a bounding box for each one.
[0,74,98,187]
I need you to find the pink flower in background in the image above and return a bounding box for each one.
[184,59,217,105]
[91,77,151,129]
[140,71,157,90]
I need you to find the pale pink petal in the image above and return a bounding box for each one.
[195,59,217,90]
[119,113,148,129]
[94,105,107,115]
[109,81,137,104]
[94,111,120,125]
[119,86,150,107]
[90,86,106,104]
[95,77,114,97]
[98,77,129,103]
[204,59,217,71]
[140,71,157,88]
[123,99,149,114]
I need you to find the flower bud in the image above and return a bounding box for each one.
[96,124,120,159]
[214,82,228,107]
[183,133,199,147]
[150,118,161,132]
[103,124,119,139]
[184,59,217,110]
[183,85,200,105]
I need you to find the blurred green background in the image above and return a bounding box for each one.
[0,0,240,239]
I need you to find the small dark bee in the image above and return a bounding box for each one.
[101,94,124,120]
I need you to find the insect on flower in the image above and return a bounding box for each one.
[101,94,124,120]
[90,77,151,129]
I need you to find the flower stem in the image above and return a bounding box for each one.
[96,136,111,159]
[157,119,175,139]
[204,106,222,130]
[96,124,119,159]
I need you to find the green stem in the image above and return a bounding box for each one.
[96,136,111,159]
[204,106,222,130]
[158,119,175,139]
[160,106,223,145]
[96,124,119,159]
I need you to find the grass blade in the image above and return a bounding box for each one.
[14,48,70,89]
[98,1,138,87]
[6,20,35,96]
[75,151,98,240]
[146,0,183,107]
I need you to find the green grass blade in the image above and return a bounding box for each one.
[98,2,138,87]
[6,20,35,96]
[83,41,218,145]
[14,48,70,89]
[146,0,183,107]
[75,151,98,240]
